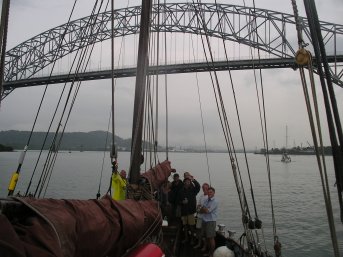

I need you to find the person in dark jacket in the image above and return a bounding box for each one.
[178,173,200,244]
[168,173,183,223]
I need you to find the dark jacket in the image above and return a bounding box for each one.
[168,180,183,205]
[178,179,200,216]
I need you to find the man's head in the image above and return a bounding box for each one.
[173,173,180,181]
[183,172,193,180]
[120,170,127,179]
[202,183,209,194]
[183,177,191,188]
[208,187,215,199]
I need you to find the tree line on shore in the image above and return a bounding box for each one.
[0,130,131,151]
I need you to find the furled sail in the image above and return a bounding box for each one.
[0,160,174,257]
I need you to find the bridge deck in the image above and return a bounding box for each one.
[4,56,343,90]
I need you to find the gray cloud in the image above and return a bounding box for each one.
[1,0,343,151]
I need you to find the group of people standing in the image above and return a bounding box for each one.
[109,165,219,257]
[168,172,218,257]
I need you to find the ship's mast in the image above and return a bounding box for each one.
[129,0,153,184]
[302,0,342,256]
[303,0,343,222]
[285,125,288,150]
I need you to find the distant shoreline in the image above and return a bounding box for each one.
[254,148,333,156]
[3,148,333,155]
[0,144,13,152]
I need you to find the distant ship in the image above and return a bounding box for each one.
[281,126,291,163]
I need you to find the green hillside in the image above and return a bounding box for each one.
[0,130,132,151]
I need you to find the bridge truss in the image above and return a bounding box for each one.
[3,2,343,98]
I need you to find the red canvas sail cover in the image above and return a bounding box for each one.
[0,197,161,257]
[141,160,174,191]
[0,160,174,257]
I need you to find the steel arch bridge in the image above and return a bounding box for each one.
[3,2,343,98]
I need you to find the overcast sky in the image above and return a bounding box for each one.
[1,0,343,150]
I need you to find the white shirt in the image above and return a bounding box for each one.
[197,194,208,218]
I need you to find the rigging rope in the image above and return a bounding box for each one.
[192,3,257,250]
[42,1,109,196]
[110,0,117,164]
[213,1,272,253]
[303,0,343,225]
[104,0,129,197]
[306,2,343,220]
[249,0,279,252]
[140,1,161,171]
[192,0,245,212]
[163,0,169,160]
[98,109,112,199]
[143,74,155,170]
[192,1,278,254]
[188,11,212,186]
[298,52,341,257]
[32,0,108,197]
[154,0,161,162]
[19,0,79,196]
[217,0,263,218]
[292,1,340,256]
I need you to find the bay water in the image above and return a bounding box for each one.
[0,150,342,257]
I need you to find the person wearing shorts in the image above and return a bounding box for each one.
[194,183,209,249]
[178,174,200,244]
[199,187,218,257]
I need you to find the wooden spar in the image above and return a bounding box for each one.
[129,0,153,184]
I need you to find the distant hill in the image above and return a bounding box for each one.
[0,143,13,152]
[0,130,132,151]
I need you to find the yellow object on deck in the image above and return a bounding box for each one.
[111,173,127,200]
[8,172,19,191]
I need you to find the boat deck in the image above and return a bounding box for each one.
[161,220,238,257]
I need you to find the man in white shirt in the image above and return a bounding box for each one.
[194,183,209,249]
[199,187,218,257]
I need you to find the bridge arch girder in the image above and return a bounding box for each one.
[4,2,343,86]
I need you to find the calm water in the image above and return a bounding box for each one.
[0,151,342,257]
